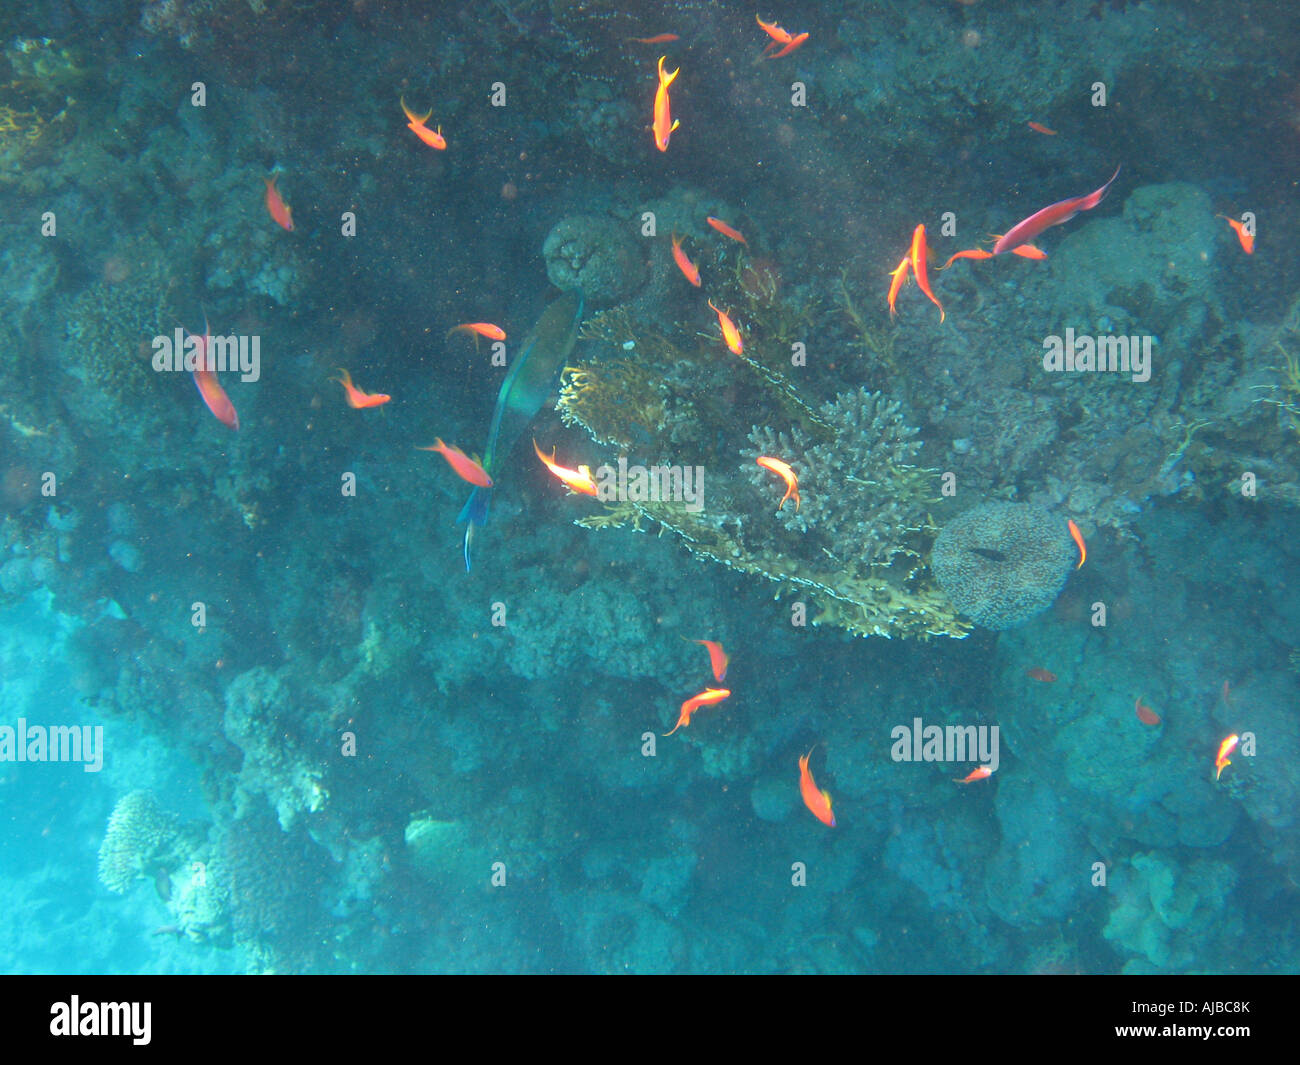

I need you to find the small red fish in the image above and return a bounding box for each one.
[418,438,493,487]
[1135,697,1161,726]
[1027,121,1058,135]
[187,320,239,430]
[1026,668,1057,683]
[1067,518,1086,569]
[708,299,744,355]
[663,687,730,737]
[628,33,680,44]
[992,165,1120,255]
[1214,733,1239,781]
[332,368,390,409]
[755,455,799,512]
[401,97,447,150]
[909,224,944,323]
[705,215,747,244]
[264,174,293,232]
[447,322,507,341]
[692,638,729,683]
[670,231,701,287]
[1216,214,1254,255]
[799,747,835,826]
[955,766,994,784]
[533,439,598,497]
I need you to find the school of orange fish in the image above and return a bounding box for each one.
[189,13,1254,827]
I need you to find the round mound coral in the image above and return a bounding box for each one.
[931,502,1074,630]
[542,214,646,307]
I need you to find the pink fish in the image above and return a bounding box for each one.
[992,165,1120,255]
[188,319,239,430]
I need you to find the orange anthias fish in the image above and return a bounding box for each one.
[755,455,800,512]
[799,748,835,827]
[418,438,493,487]
[628,33,679,44]
[887,253,911,317]
[909,224,944,323]
[691,638,729,683]
[533,439,598,497]
[756,15,794,46]
[1217,214,1255,255]
[332,368,390,409]
[939,244,1047,269]
[1135,697,1161,726]
[1067,518,1086,569]
[766,32,809,59]
[955,766,995,784]
[670,231,701,287]
[1214,733,1239,781]
[706,215,748,244]
[1027,121,1058,135]
[447,322,507,341]
[187,320,239,430]
[1026,667,1057,683]
[708,299,744,355]
[652,55,680,152]
[401,96,447,150]
[664,687,730,737]
[264,175,293,232]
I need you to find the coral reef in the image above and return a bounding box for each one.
[930,503,1074,630]
[96,790,183,894]
[558,312,967,639]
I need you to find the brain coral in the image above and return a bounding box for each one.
[931,502,1074,629]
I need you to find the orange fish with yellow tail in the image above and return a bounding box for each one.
[799,747,835,826]
[401,97,446,150]
[533,439,598,497]
[652,55,680,152]
[708,299,743,355]
[663,688,730,737]
[755,455,800,513]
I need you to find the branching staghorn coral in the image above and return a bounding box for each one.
[743,388,933,568]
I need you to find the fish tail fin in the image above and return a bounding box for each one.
[457,486,491,571]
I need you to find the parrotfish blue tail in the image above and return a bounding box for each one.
[452,289,585,572]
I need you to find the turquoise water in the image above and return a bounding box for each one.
[0,0,1296,974]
